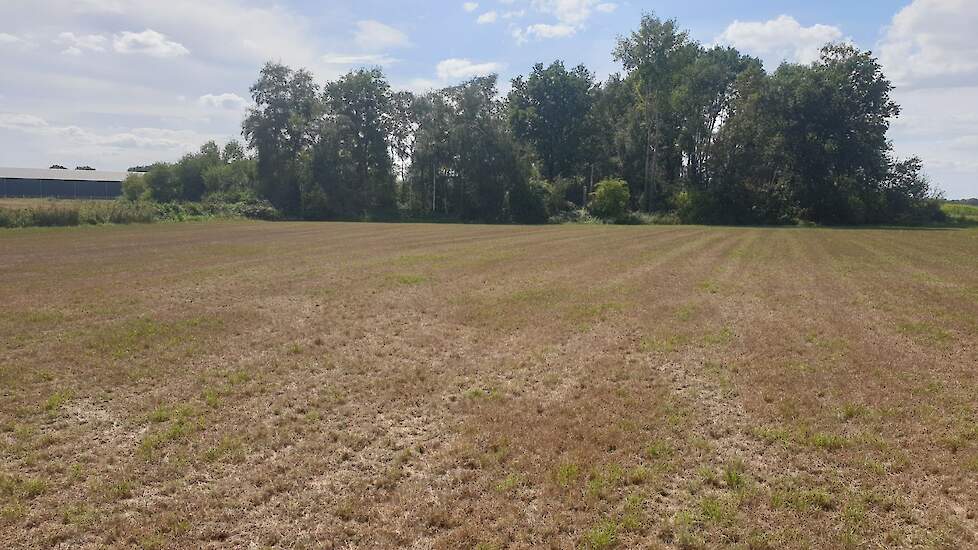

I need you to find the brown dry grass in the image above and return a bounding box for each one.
[1,221,977,549]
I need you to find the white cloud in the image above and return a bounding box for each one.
[0,112,49,131]
[716,15,843,68]
[477,11,498,24]
[513,23,578,44]
[878,0,978,89]
[401,58,506,93]
[512,0,615,43]
[463,2,479,12]
[0,111,205,150]
[354,20,410,51]
[0,33,23,45]
[436,58,504,80]
[55,32,107,55]
[113,29,189,58]
[198,93,249,111]
[875,0,978,199]
[532,0,598,25]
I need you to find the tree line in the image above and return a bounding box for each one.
[126,14,944,225]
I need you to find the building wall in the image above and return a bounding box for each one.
[0,178,123,199]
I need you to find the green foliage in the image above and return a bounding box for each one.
[508,61,596,181]
[508,178,551,224]
[122,173,148,201]
[588,178,630,221]
[0,198,277,229]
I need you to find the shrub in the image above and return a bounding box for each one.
[30,204,81,226]
[588,179,630,221]
[508,178,551,224]
[122,173,148,201]
[79,201,156,225]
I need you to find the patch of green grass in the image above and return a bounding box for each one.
[0,502,27,524]
[104,480,133,500]
[838,403,868,422]
[147,406,172,423]
[699,280,720,294]
[89,316,224,359]
[202,436,244,463]
[675,304,695,321]
[509,287,562,304]
[586,464,624,500]
[698,495,736,525]
[42,389,73,412]
[582,518,619,549]
[810,432,847,451]
[772,486,835,512]
[227,370,251,386]
[553,462,580,488]
[897,322,952,345]
[645,439,673,460]
[202,388,221,408]
[389,273,427,285]
[702,327,734,346]
[61,503,97,526]
[464,386,500,400]
[495,473,524,493]
[137,406,199,459]
[724,460,746,489]
[753,425,792,446]
[391,253,450,267]
[626,465,652,485]
[0,474,47,499]
[570,302,624,323]
[620,493,645,532]
[640,334,689,353]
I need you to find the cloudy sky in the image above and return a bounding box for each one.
[0,0,974,198]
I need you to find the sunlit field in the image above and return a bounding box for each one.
[2,221,977,549]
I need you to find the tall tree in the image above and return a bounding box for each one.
[316,68,396,216]
[508,61,596,182]
[243,62,320,214]
[614,14,699,211]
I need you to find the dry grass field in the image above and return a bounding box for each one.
[1,221,977,549]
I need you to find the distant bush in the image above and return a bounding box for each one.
[0,197,280,229]
[509,178,551,224]
[588,179,630,222]
[30,204,81,226]
[941,202,978,225]
[548,208,602,225]
[80,201,156,225]
[122,173,148,201]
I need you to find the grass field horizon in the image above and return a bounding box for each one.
[2,221,977,548]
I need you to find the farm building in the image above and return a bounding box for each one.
[0,167,133,199]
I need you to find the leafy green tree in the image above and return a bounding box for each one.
[508,61,596,182]
[589,178,630,221]
[614,14,699,211]
[243,62,320,214]
[509,178,552,224]
[143,163,180,202]
[121,173,148,201]
[316,68,397,216]
[173,141,222,201]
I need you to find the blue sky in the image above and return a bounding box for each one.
[0,0,975,198]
